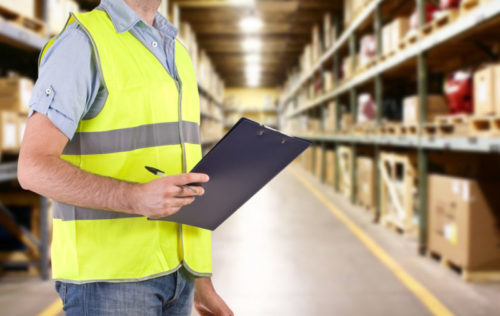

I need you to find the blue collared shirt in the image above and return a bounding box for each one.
[29,0,179,139]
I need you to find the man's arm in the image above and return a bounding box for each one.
[18,113,208,218]
[194,277,234,316]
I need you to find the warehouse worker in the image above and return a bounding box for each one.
[17,0,233,315]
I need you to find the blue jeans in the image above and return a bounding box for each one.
[55,267,195,316]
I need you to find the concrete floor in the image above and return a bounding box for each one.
[1,165,500,315]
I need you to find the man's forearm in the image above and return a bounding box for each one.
[19,154,137,214]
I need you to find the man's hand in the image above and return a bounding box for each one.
[194,278,233,316]
[130,173,209,218]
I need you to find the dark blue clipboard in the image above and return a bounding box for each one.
[153,117,311,230]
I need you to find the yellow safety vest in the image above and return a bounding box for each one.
[40,10,212,283]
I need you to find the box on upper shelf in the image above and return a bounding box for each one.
[382,23,392,56]
[403,95,448,124]
[473,63,500,116]
[0,77,33,115]
[312,24,321,62]
[391,17,409,50]
[0,0,35,19]
[324,101,337,132]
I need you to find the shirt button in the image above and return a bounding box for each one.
[152,41,158,48]
[45,88,52,95]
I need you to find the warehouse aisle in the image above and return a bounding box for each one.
[207,165,500,316]
[3,165,500,316]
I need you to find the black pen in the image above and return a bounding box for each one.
[145,166,197,193]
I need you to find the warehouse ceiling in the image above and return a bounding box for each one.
[75,0,341,87]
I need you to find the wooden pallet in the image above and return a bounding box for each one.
[433,9,460,30]
[427,250,500,282]
[0,5,46,36]
[403,29,420,47]
[422,123,439,137]
[469,115,500,136]
[434,114,471,136]
[400,124,420,136]
[379,152,418,238]
[460,0,481,15]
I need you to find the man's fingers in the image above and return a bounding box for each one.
[168,197,195,208]
[172,173,209,186]
[175,185,204,197]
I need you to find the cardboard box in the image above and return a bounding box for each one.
[325,150,336,186]
[382,23,392,56]
[324,71,334,92]
[428,174,500,270]
[0,0,35,18]
[341,113,353,131]
[323,13,333,49]
[343,56,352,79]
[357,157,375,209]
[0,78,33,114]
[314,146,323,179]
[403,95,448,124]
[312,24,321,62]
[324,101,337,132]
[391,17,409,50]
[0,111,19,151]
[474,64,498,115]
[307,118,321,132]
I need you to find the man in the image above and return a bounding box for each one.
[18,0,233,315]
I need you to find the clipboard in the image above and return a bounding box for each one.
[153,117,311,230]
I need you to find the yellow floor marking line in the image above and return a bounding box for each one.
[37,299,62,316]
[291,169,455,316]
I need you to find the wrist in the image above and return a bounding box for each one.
[122,182,141,215]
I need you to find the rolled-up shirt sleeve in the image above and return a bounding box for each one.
[29,23,101,140]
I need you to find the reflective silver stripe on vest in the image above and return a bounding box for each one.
[63,121,200,155]
[53,202,142,221]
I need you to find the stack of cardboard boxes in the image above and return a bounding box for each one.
[357,157,375,211]
[344,0,367,27]
[325,149,336,187]
[382,17,409,56]
[179,22,225,104]
[0,77,32,154]
[428,174,500,274]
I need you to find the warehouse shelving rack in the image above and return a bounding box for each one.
[279,0,500,254]
[0,0,226,279]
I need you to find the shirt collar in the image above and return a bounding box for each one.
[98,0,178,39]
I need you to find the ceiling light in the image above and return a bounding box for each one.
[239,16,263,32]
[229,0,255,5]
[245,64,261,73]
[245,54,261,63]
[242,38,262,51]
[247,80,260,87]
